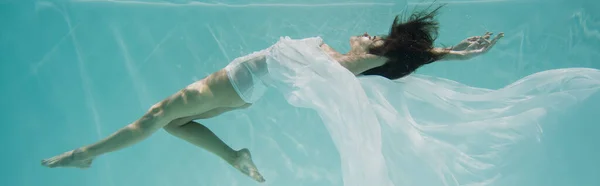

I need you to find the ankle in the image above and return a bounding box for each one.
[73,148,92,160]
[221,148,237,165]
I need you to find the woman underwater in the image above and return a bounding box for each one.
[42,5,599,184]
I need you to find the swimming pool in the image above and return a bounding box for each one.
[1,0,599,185]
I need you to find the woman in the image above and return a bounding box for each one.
[41,7,503,182]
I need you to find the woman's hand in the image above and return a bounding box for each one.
[451,32,504,59]
[433,32,504,61]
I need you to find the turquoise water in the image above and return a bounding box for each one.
[2,0,600,186]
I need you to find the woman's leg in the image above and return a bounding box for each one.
[162,105,265,182]
[41,72,238,169]
[162,106,245,163]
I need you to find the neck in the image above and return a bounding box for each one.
[319,44,386,75]
[319,44,363,62]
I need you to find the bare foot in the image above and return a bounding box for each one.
[41,149,94,169]
[232,148,265,183]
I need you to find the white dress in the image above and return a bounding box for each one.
[232,36,600,186]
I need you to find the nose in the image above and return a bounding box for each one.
[363,32,372,39]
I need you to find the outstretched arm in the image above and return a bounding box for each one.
[432,32,504,61]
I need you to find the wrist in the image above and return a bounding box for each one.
[442,50,469,61]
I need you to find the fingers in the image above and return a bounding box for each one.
[452,38,473,51]
[455,32,504,52]
[477,37,491,45]
[482,32,492,39]
[469,32,492,47]
[482,32,504,53]
[462,31,505,58]
[467,36,480,42]
[490,32,504,43]
[477,32,493,45]
[477,32,502,48]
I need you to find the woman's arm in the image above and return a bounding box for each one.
[432,32,504,61]
[431,47,471,61]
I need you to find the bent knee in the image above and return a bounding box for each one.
[148,102,165,115]
[164,117,191,129]
[151,89,207,118]
[163,122,181,133]
[144,102,172,124]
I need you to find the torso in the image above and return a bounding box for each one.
[203,38,347,109]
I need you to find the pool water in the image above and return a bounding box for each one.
[1,0,599,186]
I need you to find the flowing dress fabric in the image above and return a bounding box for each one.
[263,36,600,186]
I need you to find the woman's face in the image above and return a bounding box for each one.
[349,32,385,54]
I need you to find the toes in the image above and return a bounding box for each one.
[41,158,57,167]
[249,168,265,182]
[40,151,92,169]
[254,174,266,182]
[41,160,51,167]
[233,148,265,183]
[238,164,265,182]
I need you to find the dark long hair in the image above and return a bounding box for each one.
[361,5,447,80]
